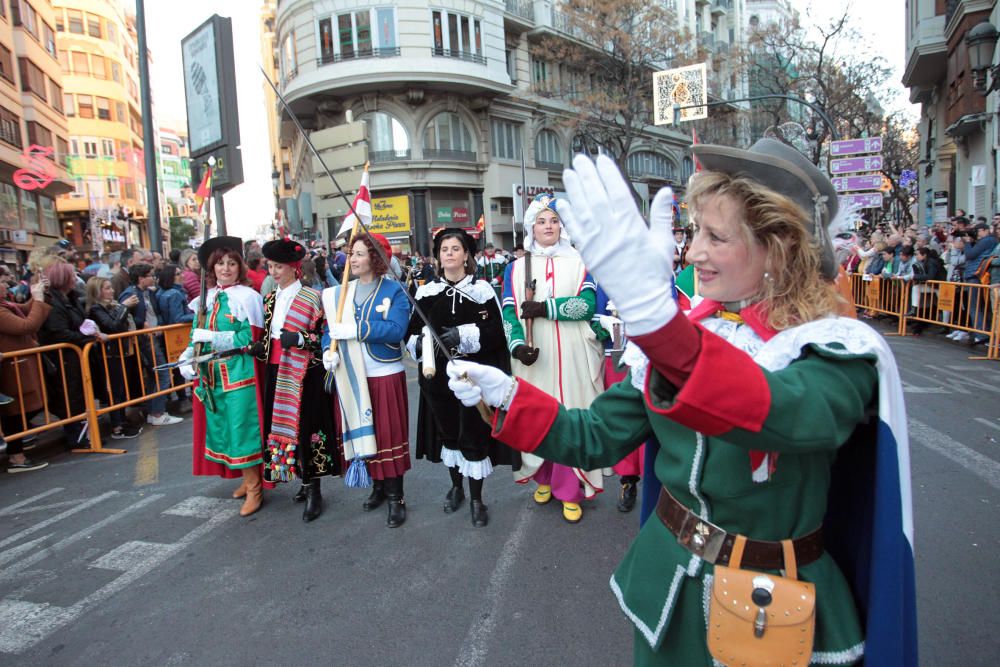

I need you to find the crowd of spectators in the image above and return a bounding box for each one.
[839,211,1000,344]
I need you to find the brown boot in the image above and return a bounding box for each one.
[239,467,263,517]
[232,478,248,499]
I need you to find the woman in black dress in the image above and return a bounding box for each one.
[406,228,517,527]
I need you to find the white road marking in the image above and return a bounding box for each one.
[162,495,232,519]
[454,503,534,667]
[0,535,53,568]
[0,494,164,583]
[0,496,238,654]
[0,491,118,550]
[0,488,64,517]
[973,417,1000,433]
[910,418,1000,490]
[0,501,82,516]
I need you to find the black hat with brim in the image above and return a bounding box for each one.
[433,227,478,259]
[197,235,243,269]
[262,239,307,263]
[691,138,839,278]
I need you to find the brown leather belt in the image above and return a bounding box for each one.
[656,488,824,569]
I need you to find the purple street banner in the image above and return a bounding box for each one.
[830,137,883,156]
[832,174,884,192]
[839,192,884,209]
[829,155,883,174]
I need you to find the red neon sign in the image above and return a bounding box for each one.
[13,144,57,191]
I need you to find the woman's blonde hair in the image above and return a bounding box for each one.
[84,276,113,312]
[685,171,842,330]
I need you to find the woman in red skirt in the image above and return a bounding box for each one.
[322,232,412,527]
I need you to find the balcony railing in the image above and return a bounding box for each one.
[551,8,584,39]
[430,48,487,65]
[369,149,411,163]
[504,0,534,21]
[316,47,401,66]
[423,148,477,161]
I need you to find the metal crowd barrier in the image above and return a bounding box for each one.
[847,273,999,360]
[0,324,193,455]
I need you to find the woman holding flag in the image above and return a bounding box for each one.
[322,231,412,528]
[448,144,916,665]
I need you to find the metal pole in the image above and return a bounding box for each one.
[135,0,162,253]
[213,191,227,235]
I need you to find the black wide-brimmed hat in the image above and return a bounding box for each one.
[262,238,307,264]
[691,138,839,278]
[197,235,243,268]
[433,227,478,258]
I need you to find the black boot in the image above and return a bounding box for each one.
[363,480,385,511]
[470,499,489,527]
[386,477,406,528]
[293,484,308,503]
[444,486,465,513]
[617,476,638,513]
[302,481,322,522]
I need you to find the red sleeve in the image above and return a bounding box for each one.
[632,318,771,435]
[491,380,560,453]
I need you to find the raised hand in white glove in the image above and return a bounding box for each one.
[598,314,623,334]
[191,328,214,344]
[556,154,678,336]
[446,360,516,409]
[177,348,197,381]
[328,322,357,340]
[322,348,340,372]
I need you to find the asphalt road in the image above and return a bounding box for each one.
[1,327,998,666]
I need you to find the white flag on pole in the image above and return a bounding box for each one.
[337,168,371,238]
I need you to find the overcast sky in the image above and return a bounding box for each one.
[142,0,916,240]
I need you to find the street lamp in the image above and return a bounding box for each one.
[966,20,999,95]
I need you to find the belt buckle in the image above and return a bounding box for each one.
[676,513,727,564]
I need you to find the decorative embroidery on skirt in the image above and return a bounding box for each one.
[310,431,332,475]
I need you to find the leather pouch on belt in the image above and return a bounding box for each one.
[707,535,816,667]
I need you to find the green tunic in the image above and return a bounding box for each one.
[195,288,263,469]
[494,315,881,665]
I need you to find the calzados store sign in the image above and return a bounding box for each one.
[369,195,411,234]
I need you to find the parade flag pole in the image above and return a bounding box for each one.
[330,164,370,358]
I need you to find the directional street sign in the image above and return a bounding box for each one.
[832,174,883,192]
[829,155,883,174]
[830,137,883,156]
[839,192,884,209]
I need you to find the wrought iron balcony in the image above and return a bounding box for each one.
[504,0,534,22]
[369,149,412,163]
[430,48,487,65]
[316,47,401,66]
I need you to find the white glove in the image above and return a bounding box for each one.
[557,154,678,336]
[328,322,357,340]
[598,314,623,334]
[322,348,340,372]
[191,328,214,344]
[446,360,516,410]
[405,334,419,361]
[177,348,197,381]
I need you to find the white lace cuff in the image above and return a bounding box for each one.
[441,446,494,480]
[406,334,419,361]
[212,331,236,352]
[457,324,481,354]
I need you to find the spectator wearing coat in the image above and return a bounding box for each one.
[155,264,194,324]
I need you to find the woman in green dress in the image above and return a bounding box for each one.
[178,236,267,517]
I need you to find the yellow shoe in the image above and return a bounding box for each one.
[533,484,552,505]
[562,502,582,523]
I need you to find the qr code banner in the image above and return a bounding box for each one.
[653,63,708,125]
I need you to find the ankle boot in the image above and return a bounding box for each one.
[444,485,465,514]
[293,484,308,503]
[363,480,385,511]
[617,479,638,513]
[302,481,322,522]
[386,477,406,528]
[470,499,489,527]
[232,478,247,499]
[240,467,263,517]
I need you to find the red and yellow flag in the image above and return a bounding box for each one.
[194,168,213,215]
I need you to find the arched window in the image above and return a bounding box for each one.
[626,151,676,180]
[363,112,410,161]
[682,156,694,181]
[535,129,562,168]
[424,112,475,159]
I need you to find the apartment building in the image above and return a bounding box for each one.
[903,0,998,222]
[0,0,75,265]
[266,0,752,253]
[53,0,157,251]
